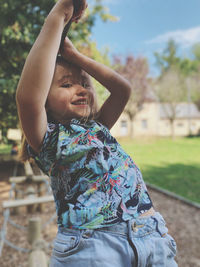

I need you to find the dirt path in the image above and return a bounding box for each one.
[148,188,200,267]
[0,172,199,266]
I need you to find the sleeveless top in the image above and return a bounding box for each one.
[28,119,153,229]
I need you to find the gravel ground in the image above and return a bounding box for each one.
[148,188,200,267]
[0,162,200,267]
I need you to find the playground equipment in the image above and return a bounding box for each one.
[0,160,56,266]
[9,161,52,214]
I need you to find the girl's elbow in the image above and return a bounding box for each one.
[16,90,22,107]
[16,86,26,105]
[125,81,132,98]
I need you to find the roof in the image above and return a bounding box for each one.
[159,103,200,119]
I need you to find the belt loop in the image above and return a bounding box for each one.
[127,220,139,267]
[82,229,93,239]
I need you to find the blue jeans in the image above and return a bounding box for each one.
[50,212,178,267]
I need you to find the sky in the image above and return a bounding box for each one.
[88,0,200,76]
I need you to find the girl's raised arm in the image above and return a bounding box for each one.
[16,0,86,153]
[16,0,75,153]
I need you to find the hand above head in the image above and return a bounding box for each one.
[59,0,88,50]
[51,0,87,24]
[60,36,79,62]
[72,0,88,23]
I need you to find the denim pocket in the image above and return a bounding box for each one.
[154,216,177,257]
[164,234,177,256]
[52,231,82,258]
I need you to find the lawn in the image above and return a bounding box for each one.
[118,136,200,204]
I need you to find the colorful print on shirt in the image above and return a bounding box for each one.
[28,119,153,229]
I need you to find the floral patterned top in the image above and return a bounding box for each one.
[28,119,152,229]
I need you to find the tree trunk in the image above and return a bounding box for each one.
[170,119,175,140]
[129,116,135,139]
[1,127,8,144]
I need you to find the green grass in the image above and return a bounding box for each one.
[118,137,200,204]
[0,144,12,154]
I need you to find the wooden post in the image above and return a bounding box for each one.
[24,161,34,178]
[26,186,36,213]
[28,249,48,267]
[13,184,24,215]
[37,183,45,212]
[28,218,42,245]
[28,218,48,267]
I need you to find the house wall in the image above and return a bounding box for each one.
[111,103,200,137]
[159,119,200,136]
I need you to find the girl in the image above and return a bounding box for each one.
[16,0,178,266]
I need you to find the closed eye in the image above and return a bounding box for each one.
[62,83,72,88]
[82,83,91,89]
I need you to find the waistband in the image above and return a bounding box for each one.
[97,210,159,236]
[58,210,165,237]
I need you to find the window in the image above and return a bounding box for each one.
[120,120,128,136]
[141,119,148,129]
[177,123,184,127]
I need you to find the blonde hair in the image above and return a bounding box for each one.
[18,56,99,162]
[18,132,31,162]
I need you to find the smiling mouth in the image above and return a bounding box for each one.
[72,100,88,106]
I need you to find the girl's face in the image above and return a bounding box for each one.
[47,61,95,124]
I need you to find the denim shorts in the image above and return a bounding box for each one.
[50,212,178,267]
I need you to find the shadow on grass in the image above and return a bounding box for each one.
[141,163,200,203]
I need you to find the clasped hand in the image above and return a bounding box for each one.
[56,0,88,23]
[60,36,79,62]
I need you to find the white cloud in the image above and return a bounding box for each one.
[147,26,200,48]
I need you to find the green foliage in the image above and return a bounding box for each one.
[192,43,200,61]
[154,40,180,75]
[0,144,12,154]
[179,58,198,76]
[154,39,200,111]
[154,39,200,76]
[0,0,115,141]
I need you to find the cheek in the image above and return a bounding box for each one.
[48,90,71,110]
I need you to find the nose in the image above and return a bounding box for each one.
[76,85,87,96]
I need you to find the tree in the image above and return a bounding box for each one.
[154,39,200,113]
[154,67,186,139]
[190,44,200,110]
[114,55,150,138]
[192,43,200,62]
[154,39,180,75]
[0,0,116,142]
[187,69,200,111]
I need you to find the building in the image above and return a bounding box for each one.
[111,102,200,137]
